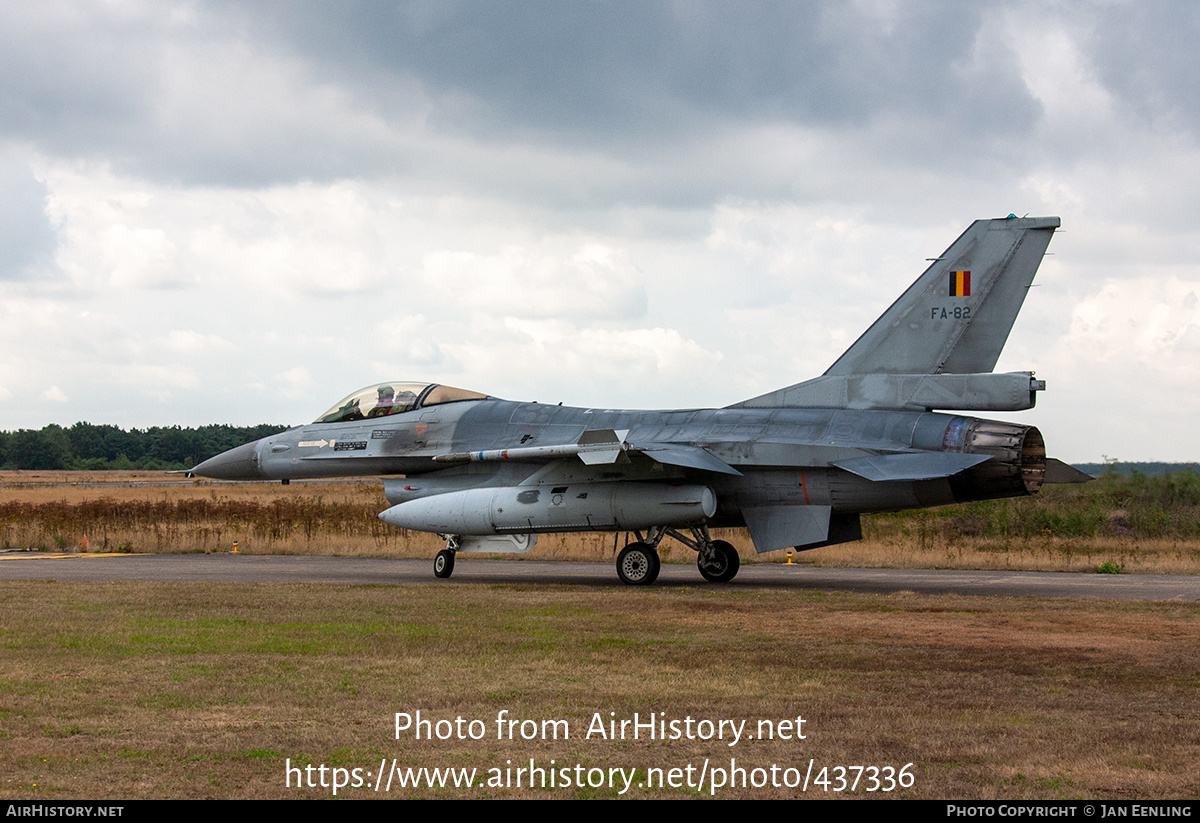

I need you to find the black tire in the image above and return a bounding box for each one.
[616,542,660,586]
[697,539,740,583]
[433,549,456,579]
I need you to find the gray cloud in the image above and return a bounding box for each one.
[0,153,57,280]
[1086,3,1200,130]
[0,2,1046,195]
[0,6,156,156]
[242,1,1037,134]
[1,1,1199,460]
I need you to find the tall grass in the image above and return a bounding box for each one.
[0,480,408,555]
[866,469,1200,542]
[5,471,1200,573]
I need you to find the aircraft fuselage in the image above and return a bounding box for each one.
[203,398,1043,528]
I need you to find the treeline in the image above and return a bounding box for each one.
[0,423,291,471]
[1073,461,1200,476]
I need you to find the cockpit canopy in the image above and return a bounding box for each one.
[314,382,489,424]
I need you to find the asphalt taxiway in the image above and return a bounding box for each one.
[0,552,1196,600]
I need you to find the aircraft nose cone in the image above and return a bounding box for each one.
[192,440,263,481]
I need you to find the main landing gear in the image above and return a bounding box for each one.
[615,525,740,587]
[697,539,740,583]
[616,542,660,586]
[431,527,741,586]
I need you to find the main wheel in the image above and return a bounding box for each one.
[433,549,456,579]
[697,539,740,583]
[616,542,660,586]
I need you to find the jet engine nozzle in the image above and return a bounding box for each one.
[946,419,1046,502]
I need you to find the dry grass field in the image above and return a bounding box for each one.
[2,471,1198,800]
[3,470,1199,575]
[1,581,1197,800]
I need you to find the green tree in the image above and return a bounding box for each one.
[8,425,74,469]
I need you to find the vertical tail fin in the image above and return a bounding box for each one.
[824,216,1059,376]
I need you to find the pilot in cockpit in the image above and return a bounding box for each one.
[395,389,418,412]
[368,385,397,418]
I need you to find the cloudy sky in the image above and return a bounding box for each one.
[2,1,1198,462]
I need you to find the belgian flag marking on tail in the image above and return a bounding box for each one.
[949,270,971,297]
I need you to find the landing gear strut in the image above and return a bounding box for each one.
[614,525,740,586]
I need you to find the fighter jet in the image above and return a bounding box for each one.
[194,216,1086,585]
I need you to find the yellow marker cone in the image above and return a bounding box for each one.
[786,549,794,565]
[232,540,239,554]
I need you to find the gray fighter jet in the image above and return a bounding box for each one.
[194,216,1086,585]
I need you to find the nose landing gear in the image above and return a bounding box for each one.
[433,536,458,579]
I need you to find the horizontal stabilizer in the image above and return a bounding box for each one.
[1044,458,1093,484]
[831,452,992,482]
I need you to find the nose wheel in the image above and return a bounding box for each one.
[433,549,456,578]
[434,537,459,579]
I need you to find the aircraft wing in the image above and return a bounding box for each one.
[433,429,742,476]
[435,429,1005,482]
[636,445,742,475]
